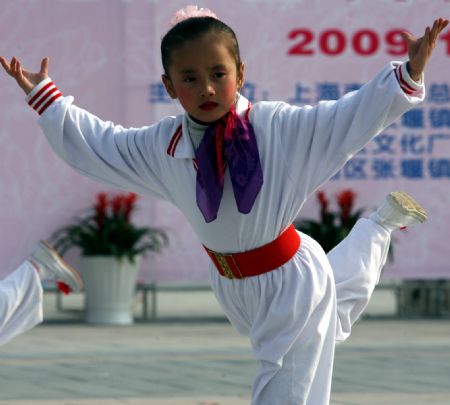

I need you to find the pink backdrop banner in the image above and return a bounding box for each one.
[0,0,449,281]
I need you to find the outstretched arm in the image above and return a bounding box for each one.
[0,55,172,201]
[276,17,448,202]
[403,18,449,81]
[0,56,49,95]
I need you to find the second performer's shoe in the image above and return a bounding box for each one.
[370,191,427,229]
[30,240,84,293]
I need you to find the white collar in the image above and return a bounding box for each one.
[166,94,250,159]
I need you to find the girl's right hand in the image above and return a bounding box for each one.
[0,56,49,95]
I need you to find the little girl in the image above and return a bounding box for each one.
[0,241,83,346]
[1,6,445,404]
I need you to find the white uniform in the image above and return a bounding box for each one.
[28,62,423,404]
[0,262,43,346]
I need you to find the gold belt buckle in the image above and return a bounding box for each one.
[213,252,235,279]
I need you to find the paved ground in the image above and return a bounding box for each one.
[1,290,450,405]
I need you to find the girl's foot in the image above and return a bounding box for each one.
[370,191,427,229]
[30,241,83,293]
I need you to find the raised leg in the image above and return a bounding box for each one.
[329,191,426,342]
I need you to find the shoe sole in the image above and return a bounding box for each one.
[39,241,84,291]
[388,191,427,223]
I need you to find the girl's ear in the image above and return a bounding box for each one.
[237,63,245,91]
[162,74,177,99]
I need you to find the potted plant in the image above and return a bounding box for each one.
[52,191,168,325]
[294,189,364,253]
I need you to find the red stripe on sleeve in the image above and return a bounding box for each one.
[394,67,413,95]
[397,65,416,93]
[28,82,54,106]
[400,84,414,95]
[33,87,58,110]
[38,92,62,115]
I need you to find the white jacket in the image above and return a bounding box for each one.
[29,62,424,253]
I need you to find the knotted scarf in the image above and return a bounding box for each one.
[195,106,263,222]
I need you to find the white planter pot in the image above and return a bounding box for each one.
[79,255,140,325]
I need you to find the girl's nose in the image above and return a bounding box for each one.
[200,81,215,97]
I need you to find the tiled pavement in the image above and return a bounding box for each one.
[1,292,450,404]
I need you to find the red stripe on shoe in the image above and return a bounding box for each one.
[56,281,72,295]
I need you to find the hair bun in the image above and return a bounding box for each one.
[169,5,218,29]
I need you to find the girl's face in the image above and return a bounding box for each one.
[162,34,244,124]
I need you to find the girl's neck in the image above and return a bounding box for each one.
[186,114,208,151]
[187,108,233,126]
[188,114,210,126]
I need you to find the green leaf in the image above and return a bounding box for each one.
[50,193,169,263]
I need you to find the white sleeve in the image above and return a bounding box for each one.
[30,81,172,200]
[274,61,425,200]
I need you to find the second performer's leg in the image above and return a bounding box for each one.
[0,261,43,346]
[0,241,83,346]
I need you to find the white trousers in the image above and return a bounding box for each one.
[210,218,391,405]
[0,261,43,346]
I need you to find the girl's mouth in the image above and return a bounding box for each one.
[200,102,218,111]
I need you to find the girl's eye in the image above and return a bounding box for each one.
[215,72,226,79]
[183,77,196,83]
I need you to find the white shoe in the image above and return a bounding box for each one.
[370,191,427,228]
[30,241,83,293]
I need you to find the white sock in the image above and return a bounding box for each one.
[368,212,397,232]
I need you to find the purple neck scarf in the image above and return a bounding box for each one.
[194,106,263,223]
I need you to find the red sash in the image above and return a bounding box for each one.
[204,224,300,279]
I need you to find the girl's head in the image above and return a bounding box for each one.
[161,10,244,123]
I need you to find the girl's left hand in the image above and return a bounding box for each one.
[402,18,449,81]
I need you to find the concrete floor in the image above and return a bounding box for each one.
[1,289,450,404]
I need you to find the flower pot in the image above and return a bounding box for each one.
[79,256,140,325]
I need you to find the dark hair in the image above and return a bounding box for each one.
[161,17,242,76]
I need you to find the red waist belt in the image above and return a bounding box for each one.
[204,224,300,279]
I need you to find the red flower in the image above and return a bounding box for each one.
[95,192,108,227]
[52,190,168,261]
[316,190,329,216]
[336,189,356,221]
[111,194,126,216]
[124,193,138,222]
[95,193,108,212]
